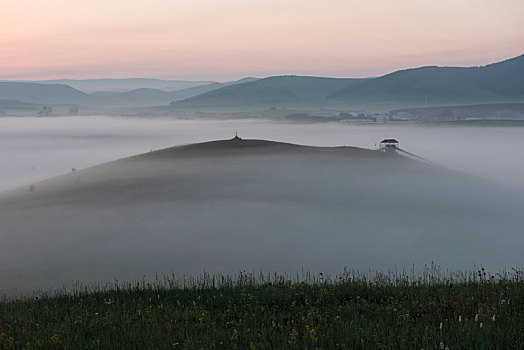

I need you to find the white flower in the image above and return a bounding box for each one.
[439,322,443,330]
[475,314,478,322]
[458,315,462,322]
[480,322,483,328]
[491,315,496,321]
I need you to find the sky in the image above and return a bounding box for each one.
[1,0,523,81]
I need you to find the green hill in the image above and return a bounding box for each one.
[0,82,94,105]
[327,54,524,108]
[173,76,364,110]
[172,55,524,111]
[0,78,259,108]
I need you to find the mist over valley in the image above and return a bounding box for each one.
[1,117,524,293]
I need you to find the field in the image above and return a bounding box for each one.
[1,267,523,349]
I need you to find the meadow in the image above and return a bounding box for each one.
[1,266,522,349]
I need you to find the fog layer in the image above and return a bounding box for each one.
[2,117,524,192]
[1,138,523,293]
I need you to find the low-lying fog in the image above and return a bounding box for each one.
[1,116,523,293]
[2,116,524,192]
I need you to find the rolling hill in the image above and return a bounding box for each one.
[0,78,259,109]
[97,77,259,106]
[31,78,215,93]
[2,54,523,112]
[173,76,365,110]
[0,82,95,105]
[327,54,524,107]
[172,55,524,111]
[1,138,523,291]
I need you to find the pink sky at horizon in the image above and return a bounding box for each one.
[1,0,523,81]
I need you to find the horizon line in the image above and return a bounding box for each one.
[1,53,522,82]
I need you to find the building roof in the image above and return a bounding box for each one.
[380,139,399,144]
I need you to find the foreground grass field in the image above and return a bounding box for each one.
[1,268,523,349]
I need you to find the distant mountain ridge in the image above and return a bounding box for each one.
[174,54,524,110]
[22,78,216,93]
[174,76,365,110]
[0,77,258,108]
[326,54,524,106]
[1,54,523,112]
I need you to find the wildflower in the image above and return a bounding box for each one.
[474,314,478,322]
[288,329,298,346]
[480,322,483,328]
[440,342,445,349]
[491,315,495,321]
[439,322,443,330]
[458,315,462,322]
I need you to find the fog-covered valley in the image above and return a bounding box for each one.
[1,117,523,293]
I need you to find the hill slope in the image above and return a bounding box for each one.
[328,54,524,107]
[173,76,364,110]
[172,55,524,111]
[0,78,259,108]
[1,138,523,292]
[101,77,259,106]
[0,82,94,105]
